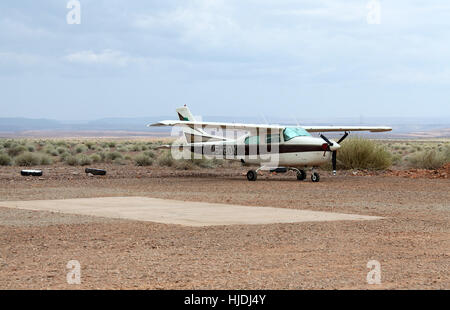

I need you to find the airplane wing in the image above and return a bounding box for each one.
[302,126,392,133]
[149,121,391,133]
[148,120,284,131]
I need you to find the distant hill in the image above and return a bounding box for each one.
[0,118,62,132]
[0,116,449,138]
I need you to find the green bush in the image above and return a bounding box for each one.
[65,155,79,166]
[55,140,67,147]
[90,154,102,163]
[74,144,88,154]
[85,141,94,149]
[336,137,392,170]
[59,151,70,161]
[0,153,12,166]
[57,147,67,154]
[43,145,57,155]
[7,145,26,157]
[408,150,446,169]
[156,151,174,167]
[105,151,123,161]
[15,152,40,166]
[39,154,53,165]
[134,154,153,166]
[444,145,450,163]
[77,155,92,166]
[130,144,141,152]
[193,157,220,168]
[174,160,195,170]
[116,146,129,153]
[143,151,155,158]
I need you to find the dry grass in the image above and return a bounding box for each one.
[337,137,392,170]
[1,138,449,170]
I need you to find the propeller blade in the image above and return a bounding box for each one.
[337,131,349,144]
[320,134,333,146]
[332,151,337,175]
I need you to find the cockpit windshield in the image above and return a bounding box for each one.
[283,127,311,141]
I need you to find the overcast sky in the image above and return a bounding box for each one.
[1,0,450,121]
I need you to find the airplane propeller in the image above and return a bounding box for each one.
[320,132,349,175]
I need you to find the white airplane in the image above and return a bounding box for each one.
[149,106,392,182]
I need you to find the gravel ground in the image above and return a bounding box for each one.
[0,164,448,289]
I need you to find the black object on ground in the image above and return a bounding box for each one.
[85,168,107,176]
[21,170,43,176]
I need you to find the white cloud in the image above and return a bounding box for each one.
[64,50,133,67]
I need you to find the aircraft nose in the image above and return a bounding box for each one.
[330,141,341,151]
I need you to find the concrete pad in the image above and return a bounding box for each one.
[0,197,382,227]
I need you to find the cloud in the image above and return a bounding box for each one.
[1,1,450,118]
[64,50,133,67]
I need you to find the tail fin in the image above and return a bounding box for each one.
[176,106,196,122]
[175,106,227,143]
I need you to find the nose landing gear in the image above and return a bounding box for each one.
[296,169,307,181]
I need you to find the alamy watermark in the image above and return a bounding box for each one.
[66,259,81,284]
[169,124,281,167]
[367,0,381,25]
[366,260,381,284]
[67,0,81,25]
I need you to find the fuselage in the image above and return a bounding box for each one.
[185,134,340,168]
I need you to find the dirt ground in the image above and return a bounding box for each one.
[0,164,448,289]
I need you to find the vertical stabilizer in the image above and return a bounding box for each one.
[174,106,227,143]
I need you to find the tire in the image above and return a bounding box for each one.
[296,170,306,181]
[85,168,107,176]
[311,172,320,182]
[21,170,43,177]
[246,170,257,181]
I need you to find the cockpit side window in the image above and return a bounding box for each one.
[244,136,260,145]
[283,127,312,141]
[245,134,281,144]
[266,134,280,144]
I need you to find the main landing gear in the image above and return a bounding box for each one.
[246,169,258,181]
[311,172,320,182]
[245,167,320,182]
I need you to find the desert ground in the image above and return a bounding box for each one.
[0,161,449,289]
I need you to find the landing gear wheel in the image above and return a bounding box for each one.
[296,170,307,181]
[311,172,320,182]
[246,170,257,181]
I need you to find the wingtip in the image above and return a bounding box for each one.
[370,127,392,132]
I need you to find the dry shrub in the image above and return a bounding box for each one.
[337,137,392,170]
[105,151,123,161]
[90,154,102,163]
[408,149,446,169]
[15,152,40,166]
[65,155,79,166]
[0,153,12,166]
[156,151,174,167]
[174,160,195,170]
[134,154,153,166]
[39,154,53,165]
[7,145,26,157]
[77,155,92,166]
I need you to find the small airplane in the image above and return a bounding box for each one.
[149,106,392,182]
